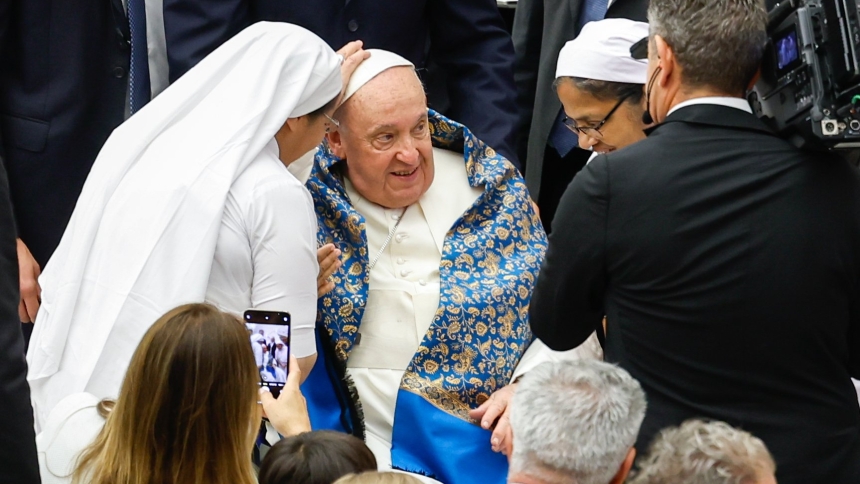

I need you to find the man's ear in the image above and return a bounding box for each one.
[609,448,637,484]
[655,35,674,87]
[327,129,347,159]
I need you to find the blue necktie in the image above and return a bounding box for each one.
[578,0,609,30]
[549,108,579,158]
[549,0,609,157]
[128,0,151,114]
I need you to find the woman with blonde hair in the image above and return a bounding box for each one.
[36,303,310,484]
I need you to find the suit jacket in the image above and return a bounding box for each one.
[0,0,129,267]
[162,0,519,165]
[512,0,647,198]
[530,104,860,483]
[0,155,39,483]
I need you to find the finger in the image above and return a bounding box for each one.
[335,40,363,57]
[18,301,31,323]
[259,387,274,417]
[479,400,507,430]
[340,49,370,84]
[319,252,341,279]
[285,354,303,390]
[24,294,39,322]
[468,398,492,421]
[491,414,511,453]
[317,244,335,264]
[318,281,335,297]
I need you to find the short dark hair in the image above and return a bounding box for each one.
[554,77,644,105]
[648,0,768,95]
[258,431,378,484]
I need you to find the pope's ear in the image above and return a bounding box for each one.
[327,129,346,159]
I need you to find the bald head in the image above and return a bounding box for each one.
[328,67,434,209]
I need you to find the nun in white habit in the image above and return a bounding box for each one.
[554,18,651,160]
[26,21,367,430]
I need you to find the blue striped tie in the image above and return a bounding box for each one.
[578,0,609,30]
[128,0,151,114]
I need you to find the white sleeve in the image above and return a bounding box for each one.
[246,178,319,358]
[511,332,604,381]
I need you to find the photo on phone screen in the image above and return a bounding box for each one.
[244,310,290,397]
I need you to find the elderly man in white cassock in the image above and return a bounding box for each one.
[289,50,598,484]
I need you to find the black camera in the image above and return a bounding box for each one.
[749,0,860,150]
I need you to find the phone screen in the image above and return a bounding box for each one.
[244,310,290,398]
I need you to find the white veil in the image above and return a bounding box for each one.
[26,22,342,429]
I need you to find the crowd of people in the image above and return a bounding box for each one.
[1,0,859,482]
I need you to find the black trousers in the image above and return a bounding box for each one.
[537,144,591,233]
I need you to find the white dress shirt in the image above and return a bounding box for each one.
[668,96,753,115]
[205,139,318,358]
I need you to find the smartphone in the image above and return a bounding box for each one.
[244,310,290,398]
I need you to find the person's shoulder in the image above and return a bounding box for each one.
[37,393,105,481]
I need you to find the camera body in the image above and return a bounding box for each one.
[750,0,860,150]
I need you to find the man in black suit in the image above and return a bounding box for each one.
[0,0,130,331]
[162,0,519,164]
[529,0,860,481]
[0,5,41,481]
[512,0,647,231]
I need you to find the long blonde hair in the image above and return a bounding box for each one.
[73,303,260,484]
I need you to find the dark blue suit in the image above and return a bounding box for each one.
[163,0,519,165]
[0,0,130,267]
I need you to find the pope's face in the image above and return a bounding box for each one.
[329,67,434,209]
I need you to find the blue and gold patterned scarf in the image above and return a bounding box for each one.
[302,110,546,483]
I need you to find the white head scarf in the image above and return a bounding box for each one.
[555,18,649,84]
[27,22,342,429]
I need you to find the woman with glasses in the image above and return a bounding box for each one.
[554,19,651,157]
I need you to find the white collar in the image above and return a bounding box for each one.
[668,96,753,116]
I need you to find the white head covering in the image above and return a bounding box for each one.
[277,325,290,337]
[555,18,649,84]
[340,49,414,105]
[27,22,342,429]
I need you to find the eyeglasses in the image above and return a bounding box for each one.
[324,113,340,133]
[562,94,632,139]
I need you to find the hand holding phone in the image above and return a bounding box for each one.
[259,354,311,437]
[244,310,290,398]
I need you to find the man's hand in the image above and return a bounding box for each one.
[16,238,41,323]
[335,41,371,106]
[260,355,312,437]
[469,383,518,457]
[317,243,341,297]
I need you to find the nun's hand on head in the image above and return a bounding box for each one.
[260,355,312,437]
[335,41,370,103]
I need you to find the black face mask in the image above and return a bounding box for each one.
[642,66,661,125]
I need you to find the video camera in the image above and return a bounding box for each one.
[749,0,860,150]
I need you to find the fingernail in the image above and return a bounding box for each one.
[491,438,499,446]
[259,387,270,394]
[482,421,489,429]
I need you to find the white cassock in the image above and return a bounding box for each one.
[291,148,602,479]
